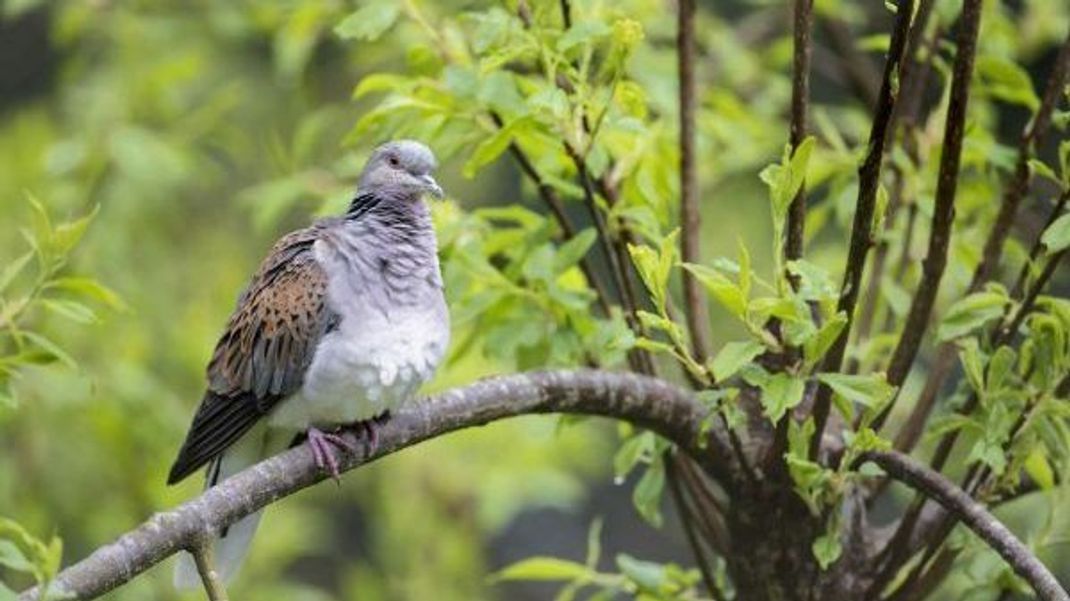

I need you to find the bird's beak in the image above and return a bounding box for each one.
[419,174,444,199]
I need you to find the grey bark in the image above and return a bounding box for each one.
[19,370,735,601]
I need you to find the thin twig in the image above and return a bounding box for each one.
[809,0,916,459]
[970,32,1070,291]
[1009,188,1070,300]
[862,450,1069,601]
[666,455,725,601]
[785,0,814,263]
[885,547,959,601]
[873,0,983,429]
[677,0,712,362]
[892,31,1070,456]
[852,0,940,367]
[191,542,229,601]
[490,112,613,316]
[882,247,1067,594]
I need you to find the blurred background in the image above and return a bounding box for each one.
[0,0,1067,599]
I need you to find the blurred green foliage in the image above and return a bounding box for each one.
[1,0,1068,599]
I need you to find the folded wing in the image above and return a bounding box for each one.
[168,227,339,484]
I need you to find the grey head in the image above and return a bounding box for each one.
[358,140,443,200]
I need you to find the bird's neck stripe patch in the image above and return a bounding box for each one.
[346,193,380,220]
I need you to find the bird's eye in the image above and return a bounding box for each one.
[387,155,400,167]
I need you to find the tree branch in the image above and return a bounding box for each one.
[862,450,1069,601]
[677,0,713,362]
[890,23,1070,458]
[1009,188,1070,301]
[969,31,1070,291]
[809,0,915,459]
[18,370,734,601]
[785,0,814,264]
[875,0,983,427]
[191,542,228,601]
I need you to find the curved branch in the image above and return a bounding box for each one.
[862,450,1069,601]
[18,370,734,601]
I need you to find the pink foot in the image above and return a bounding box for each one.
[358,411,390,456]
[306,427,358,483]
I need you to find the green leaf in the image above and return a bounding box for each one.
[1028,159,1060,186]
[957,339,985,394]
[1060,140,1070,184]
[21,332,77,369]
[812,528,843,570]
[0,386,15,410]
[41,300,98,324]
[614,432,653,481]
[334,0,401,41]
[557,21,611,53]
[0,540,33,573]
[42,536,61,582]
[804,312,847,368]
[51,205,98,256]
[1040,213,1070,254]
[761,137,816,221]
[937,291,1010,341]
[492,557,591,582]
[633,458,665,527]
[683,263,746,320]
[761,373,806,422]
[585,518,603,568]
[0,251,33,295]
[464,119,529,178]
[816,373,896,409]
[976,56,1040,110]
[45,277,125,310]
[986,346,1016,391]
[615,553,666,592]
[1023,449,1055,490]
[629,232,677,309]
[352,73,411,99]
[554,229,597,273]
[709,341,764,382]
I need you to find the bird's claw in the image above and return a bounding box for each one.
[306,427,358,483]
[358,411,390,456]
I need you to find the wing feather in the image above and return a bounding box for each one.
[168,226,339,484]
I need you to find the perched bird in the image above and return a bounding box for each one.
[168,140,449,587]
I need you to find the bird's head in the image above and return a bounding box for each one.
[358,140,443,201]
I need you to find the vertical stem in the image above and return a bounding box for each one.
[809,0,915,459]
[191,543,229,601]
[666,455,725,601]
[852,0,939,365]
[892,31,1070,455]
[873,0,983,430]
[677,0,712,362]
[785,0,814,263]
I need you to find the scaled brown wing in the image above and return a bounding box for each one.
[168,227,339,484]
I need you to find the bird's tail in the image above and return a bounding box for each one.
[173,424,268,590]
